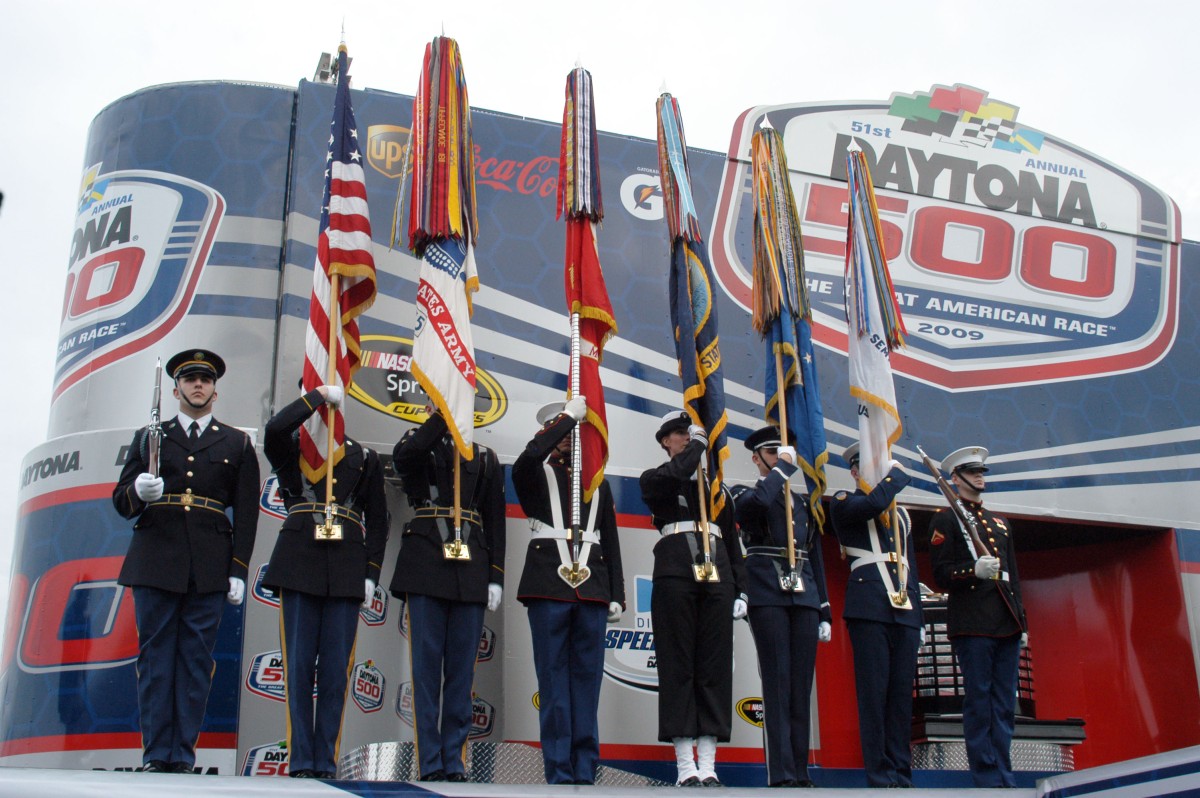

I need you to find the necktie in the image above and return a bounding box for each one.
[189,421,200,442]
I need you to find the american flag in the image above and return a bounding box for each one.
[300,43,377,484]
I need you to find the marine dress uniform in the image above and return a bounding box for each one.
[389,411,505,781]
[113,349,259,773]
[261,387,388,779]
[639,412,747,786]
[929,445,1026,788]
[732,426,831,788]
[511,400,625,785]
[828,443,922,789]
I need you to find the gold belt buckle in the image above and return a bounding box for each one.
[181,491,194,508]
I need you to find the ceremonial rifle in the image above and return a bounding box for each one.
[147,359,163,477]
[915,445,995,572]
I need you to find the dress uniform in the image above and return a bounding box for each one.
[928,446,1027,788]
[113,349,259,773]
[261,386,388,779]
[639,411,747,786]
[389,411,505,782]
[732,426,831,788]
[512,399,625,785]
[828,442,922,789]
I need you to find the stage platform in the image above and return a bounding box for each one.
[1,743,1199,797]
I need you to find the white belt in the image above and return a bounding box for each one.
[529,518,601,545]
[844,546,900,571]
[661,521,722,538]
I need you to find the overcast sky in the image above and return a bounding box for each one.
[1,0,1196,620]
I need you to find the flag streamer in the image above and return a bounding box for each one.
[560,67,616,502]
[750,126,828,527]
[402,36,482,459]
[300,43,378,484]
[656,94,730,516]
[844,148,905,494]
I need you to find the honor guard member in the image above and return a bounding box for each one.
[928,446,1027,788]
[113,349,259,774]
[261,383,388,779]
[512,397,626,785]
[639,411,747,787]
[829,443,922,789]
[732,426,832,788]
[389,409,505,782]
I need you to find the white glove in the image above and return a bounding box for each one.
[920,625,928,646]
[607,601,622,623]
[777,445,796,464]
[817,621,832,643]
[486,583,503,612]
[134,473,164,502]
[320,384,344,407]
[887,458,903,471]
[974,555,1001,580]
[1020,632,1029,648]
[227,577,245,605]
[364,578,376,608]
[564,395,587,421]
[732,598,748,620]
[688,424,708,446]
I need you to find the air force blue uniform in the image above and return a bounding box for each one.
[262,389,388,777]
[732,456,830,787]
[829,466,922,788]
[389,413,505,780]
[512,411,625,785]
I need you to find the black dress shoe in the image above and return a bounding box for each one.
[446,772,468,782]
[142,760,170,773]
[290,769,315,778]
[169,762,194,774]
[678,775,701,787]
[315,771,337,779]
[701,776,722,787]
[419,770,446,781]
[769,779,796,788]
[795,779,816,788]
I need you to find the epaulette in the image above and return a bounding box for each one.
[834,490,849,500]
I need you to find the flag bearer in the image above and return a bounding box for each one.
[640,411,747,787]
[388,409,506,782]
[733,426,832,788]
[261,383,388,779]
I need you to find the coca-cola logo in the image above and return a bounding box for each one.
[475,147,557,198]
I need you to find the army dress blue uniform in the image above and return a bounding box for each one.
[512,408,625,785]
[389,412,505,781]
[261,389,388,778]
[929,447,1026,788]
[829,460,922,788]
[639,428,746,747]
[732,430,831,788]
[113,352,259,773]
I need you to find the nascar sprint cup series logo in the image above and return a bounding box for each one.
[56,165,225,399]
[711,84,1180,389]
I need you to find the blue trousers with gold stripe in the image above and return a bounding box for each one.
[280,590,360,775]
[132,586,225,768]
[406,594,485,779]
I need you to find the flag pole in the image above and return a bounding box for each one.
[564,310,587,586]
[774,348,799,582]
[318,272,343,540]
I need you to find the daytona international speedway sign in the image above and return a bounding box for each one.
[712,84,1180,390]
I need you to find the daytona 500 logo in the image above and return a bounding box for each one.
[55,165,224,400]
[712,87,1179,390]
